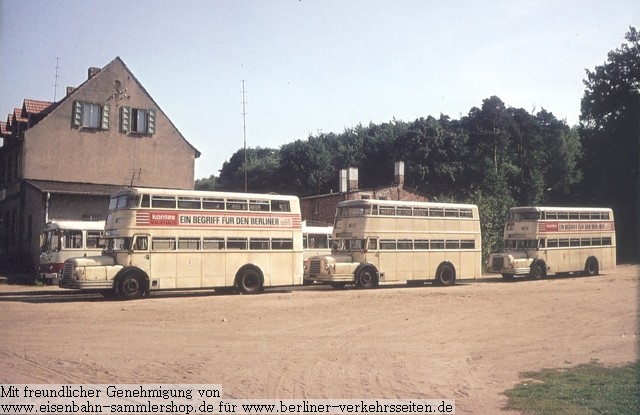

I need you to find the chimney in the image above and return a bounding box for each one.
[347,167,358,191]
[88,67,101,79]
[339,169,347,193]
[338,167,359,192]
[394,161,405,188]
[66,86,76,97]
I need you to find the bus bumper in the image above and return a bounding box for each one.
[40,272,60,284]
[59,278,114,290]
[307,273,355,283]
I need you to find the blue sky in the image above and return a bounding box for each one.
[1,0,638,180]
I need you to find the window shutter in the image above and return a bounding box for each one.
[120,106,131,133]
[147,108,156,135]
[72,101,83,127]
[101,103,110,130]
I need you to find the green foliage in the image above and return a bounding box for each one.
[579,26,639,260]
[210,27,636,260]
[194,175,218,191]
[505,361,640,415]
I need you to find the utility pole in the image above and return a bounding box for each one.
[53,58,60,102]
[242,80,248,192]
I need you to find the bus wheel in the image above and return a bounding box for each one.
[356,267,377,289]
[501,273,515,280]
[330,282,346,289]
[530,260,546,279]
[435,263,456,286]
[584,257,599,276]
[118,273,145,300]
[237,267,263,294]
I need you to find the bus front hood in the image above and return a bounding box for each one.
[68,255,116,267]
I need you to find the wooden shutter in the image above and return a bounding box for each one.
[147,108,156,135]
[101,104,110,130]
[72,101,83,127]
[120,106,131,133]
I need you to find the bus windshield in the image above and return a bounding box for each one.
[105,237,132,253]
[337,205,370,218]
[506,211,540,221]
[505,239,542,250]
[335,239,367,251]
[108,193,139,211]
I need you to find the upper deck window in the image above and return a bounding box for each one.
[338,205,369,218]
[203,198,224,210]
[507,211,540,221]
[109,194,139,210]
[178,197,202,210]
[271,200,291,212]
[152,195,176,209]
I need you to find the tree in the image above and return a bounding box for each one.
[194,175,218,191]
[579,26,640,260]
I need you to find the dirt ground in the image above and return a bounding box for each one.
[0,265,638,414]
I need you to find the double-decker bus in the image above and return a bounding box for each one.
[39,220,105,284]
[304,199,482,288]
[487,206,616,279]
[59,187,303,298]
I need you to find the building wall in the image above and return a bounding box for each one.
[21,59,197,190]
[0,57,199,276]
[301,186,428,227]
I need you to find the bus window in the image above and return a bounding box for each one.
[226,199,248,211]
[64,230,83,249]
[87,231,102,248]
[178,197,202,210]
[152,196,176,209]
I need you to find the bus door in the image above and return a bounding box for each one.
[130,235,154,284]
[368,238,397,282]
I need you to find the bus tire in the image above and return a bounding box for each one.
[530,260,546,280]
[330,282,346,289]
[237,267,263,294]
[435,263,456,286]
[501,273,515,280]
[356,266,378,289]
[584,257,599,276]
[118,272,146,300]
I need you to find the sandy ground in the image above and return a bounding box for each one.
[0,265,638,414]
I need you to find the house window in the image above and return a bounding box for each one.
[73,101,110,130]
[120,106,156,135]
[132,108,148,133]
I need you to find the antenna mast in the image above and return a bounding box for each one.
[53,58,60,101]
[241,80,248,192]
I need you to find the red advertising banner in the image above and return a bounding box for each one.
[136,211,300,228]
[538,221,614,232]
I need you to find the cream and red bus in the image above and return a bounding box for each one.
[487,206,616,279]
[39,220,105,284]
[59,187,303,298]
[304,199,482,288]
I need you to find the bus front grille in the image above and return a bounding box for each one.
[491,257,504,270]
[62,261,74,280]
[309,260,322,275]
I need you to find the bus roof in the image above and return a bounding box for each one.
[509,206,613,213]
[44,220,106,231]
[336,199,478,210]
[113,187,299,201]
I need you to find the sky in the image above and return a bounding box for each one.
[1,1,638,180]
